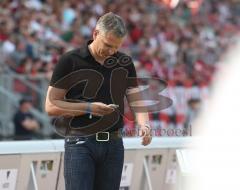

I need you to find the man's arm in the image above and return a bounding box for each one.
[126,87,152,146]
[45,86,114,117]
[21,119,40,131]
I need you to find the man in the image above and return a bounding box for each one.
[45,12,152,190]
[13,98,40,140]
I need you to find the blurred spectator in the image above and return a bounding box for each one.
[13,97,41,140]
[184,98,201,134]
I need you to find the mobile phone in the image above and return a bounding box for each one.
[108,104,119,109]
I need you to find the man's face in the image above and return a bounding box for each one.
[22,102,32,111]
[93,30,124,59]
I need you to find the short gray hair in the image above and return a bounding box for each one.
[96,12,127,38]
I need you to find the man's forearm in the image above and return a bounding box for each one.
[46,99,88,117]
[135,112,150,128]
[126,87,150,128]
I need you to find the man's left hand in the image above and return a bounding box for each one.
[139,125,152,146]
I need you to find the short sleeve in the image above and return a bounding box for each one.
[49,54,74,89]
[126,60,138,88]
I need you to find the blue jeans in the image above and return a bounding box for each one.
[64,137,124,190]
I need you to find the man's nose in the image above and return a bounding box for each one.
[108,48,115,55]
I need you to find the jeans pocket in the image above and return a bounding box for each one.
[65,140,87,148]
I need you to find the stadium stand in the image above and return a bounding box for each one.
[0,0,239,139]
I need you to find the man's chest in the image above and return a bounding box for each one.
[66,62,129,100]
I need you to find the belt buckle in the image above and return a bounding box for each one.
[96,132,109,142]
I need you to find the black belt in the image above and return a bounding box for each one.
[65,131,121,143]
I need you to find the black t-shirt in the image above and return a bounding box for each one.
[13,111,34,136]
[49,40,138,132]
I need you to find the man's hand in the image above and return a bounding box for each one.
[91,102,115,116]
[139,125,152,146]
[22,119,40,131]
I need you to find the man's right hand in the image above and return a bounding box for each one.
[90,102,114,116]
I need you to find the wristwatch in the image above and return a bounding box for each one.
[86,102,92,119]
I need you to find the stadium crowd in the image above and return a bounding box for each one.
[0,0,240,137]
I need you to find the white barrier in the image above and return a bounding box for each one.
[0,137,195,190]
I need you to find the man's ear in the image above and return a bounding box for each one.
[93,29,99,40]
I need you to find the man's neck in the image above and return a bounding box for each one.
[88,43,105,64]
